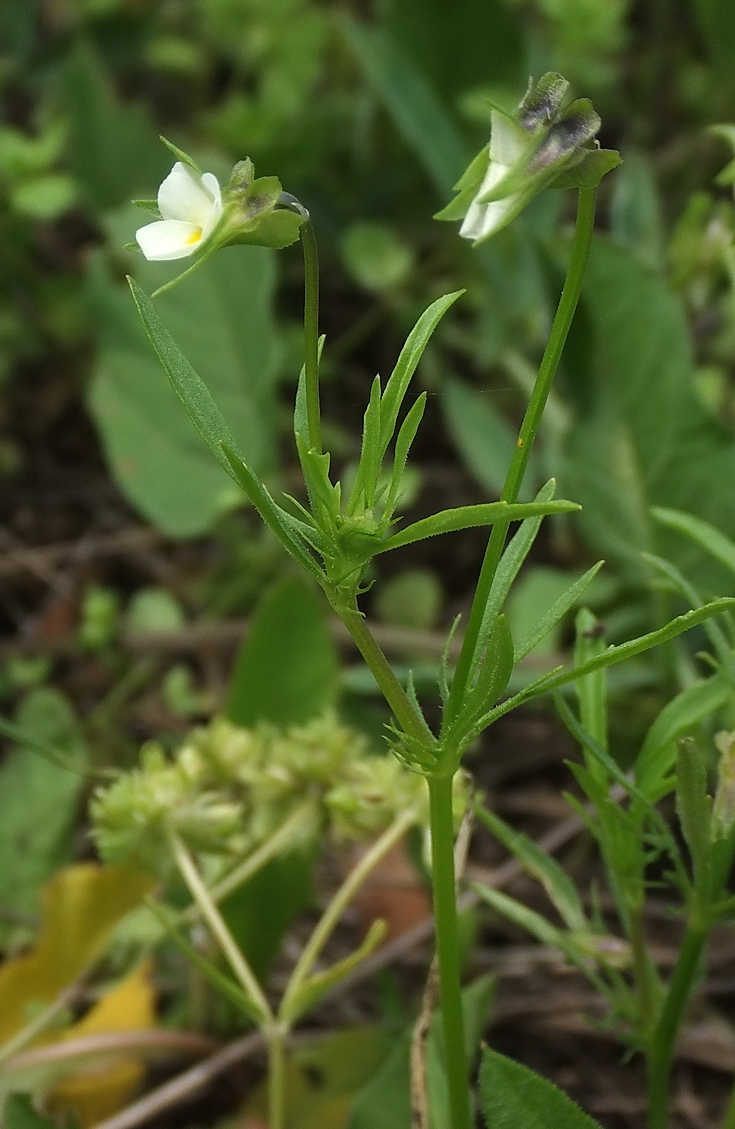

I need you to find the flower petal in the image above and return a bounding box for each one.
[136,219,203,260]
[157,163,217,225]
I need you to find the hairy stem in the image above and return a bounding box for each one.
[301,218,322,454]
[168,829,272,1025]
[337,599,429,741]
[428,774,471,1129]
[447,187,598,722]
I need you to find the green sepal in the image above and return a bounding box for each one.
[231,207,304,249]
[159,134,202,174]
[433,146,489,222]
[281,919,388,1025]
[548,147,622,189]
[377,498,580,554]
[131,198,162,217]
[676,738,712,885]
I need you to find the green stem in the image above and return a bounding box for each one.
[337,599,429,741]
[281,807,418,1021]
[647,919,708,1129]
[447,187,597,723]
[628,903,658,1040]
[301,218,322,454]
[168,828,272,1025]
[267,1024,287,1129]
[428,775,471,1129]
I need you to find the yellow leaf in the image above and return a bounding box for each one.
[0,863,155,1045]
[48,961,157,1128]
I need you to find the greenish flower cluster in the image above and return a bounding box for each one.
[90,714,428,875]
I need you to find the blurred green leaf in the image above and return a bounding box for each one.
[443,377,536,500]
[341,222,414,292]
[562,239,735,588]
[88,237,281,538]
[226,575,338,727]
[9,175,76,221]
[125,588,186,634]
[0,690,88,920]
[609,149,665,271]
[689,0,735,90]
[479,1049,603,1129]
[636,674,732,796]
[375,569,442,631]
[340,16,467,197]
[4,1094,55,1129]
[60,39,168,212]
[222,850,314,982]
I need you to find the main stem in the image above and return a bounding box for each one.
[429,775,471,1129]
[301,218,322,454]
[447,187,598,721]
[646,918,708,1129]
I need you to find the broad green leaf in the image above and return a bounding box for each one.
[60,39,168,213]
[636,674,732,796]
[476,805,587,932]
[222,850,314,987]
[513,564,604,662]
[0,690,87,920]
[479,1049,604,1129]
[442,377,536,501]
[378,0,523,103]
[248,1027,391,1129]
[89,224,280,538]
[378,291,463,458]
[562,239,735,590]
[226,575,338,727]
[378,499,579,554]
[652,507,735,582]
[348,977,493,1129]
[609,149,665,272]
[339,17,468,197]
[689,0,735,89]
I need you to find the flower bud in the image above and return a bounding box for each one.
[435,72,619,243]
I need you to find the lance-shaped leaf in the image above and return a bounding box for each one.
[514,562,604,662]
[378,291,463,457]
[382,392,427,523]
[348,375,384,513]
[643,551,735,674]
[128,277,241,479]
[452,615,514,738]
[636,673,732,797]
[476,803,587,932]
[676,739,712,885]
[470,479,558,683]
[377,498,579,554]
[652,507,735,580]
[573,609,608,756]
[463,599,735,747]
[221,445,325,582]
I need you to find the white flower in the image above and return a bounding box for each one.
[459,111,529,243]
[136,162,223,261]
